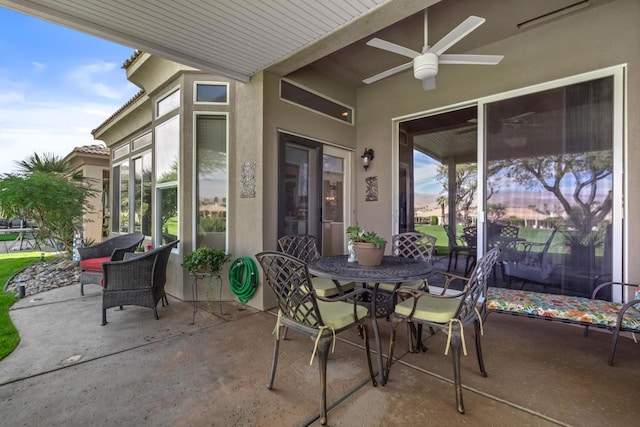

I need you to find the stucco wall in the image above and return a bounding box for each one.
[354,0,639,280]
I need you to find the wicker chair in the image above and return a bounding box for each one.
[385,248,500,414]
[101,240,179,325]
[78,233,145,295]
[256,251,376,426]
[277,234,355,297]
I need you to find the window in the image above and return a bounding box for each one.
[155,116,179,183]
[156,88,180,118]
[195,83,228,104]
[133,152,152,236]
[485,76,614,299]
[111,134,152,236]
[280,79,353,124]
[132,132,152,151]
[111,161,129,233]
[155,115,179,244]
[195,115,227,250]
[113,144,129,160]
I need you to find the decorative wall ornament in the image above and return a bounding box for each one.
[240,161,256,198]
[365,176,378,202]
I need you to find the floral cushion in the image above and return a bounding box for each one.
[487,287,640,331]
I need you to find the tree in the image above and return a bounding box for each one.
[14,152,83,181]
[436,163,477,225]
[494,152,612,238]
[0,171,96,252]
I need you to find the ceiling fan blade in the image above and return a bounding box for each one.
[363,61,413,84]
[422,76,436,91]
[439,54,503,65]
[367,38,420,59]
[427,15,485,56]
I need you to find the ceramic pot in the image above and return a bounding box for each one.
[354,242,385,267]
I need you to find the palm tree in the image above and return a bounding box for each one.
[14,152,83,180]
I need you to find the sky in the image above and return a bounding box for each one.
[0,7,139,175]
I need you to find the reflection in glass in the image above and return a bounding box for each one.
[158,186,178,243]
[155,116,179,183]
[196,115,227,249]
[487,77,613,299]
[284,146,310,235]
[133,153,152,236]
[119,162,129,233]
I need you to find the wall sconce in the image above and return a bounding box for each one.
[361,148,374,171]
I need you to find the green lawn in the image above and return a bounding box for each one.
[414,223,565,256]
[0,252,43,360]
[0,233,18,242]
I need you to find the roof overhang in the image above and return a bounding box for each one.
[0,0,436,82]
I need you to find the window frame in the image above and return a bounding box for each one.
[193,81,229,105]
[192,112,229,252]
[280,78,354,125]
[156,86,181,119]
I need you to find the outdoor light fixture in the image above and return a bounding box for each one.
[361,148,374,171]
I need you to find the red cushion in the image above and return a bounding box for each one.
[79,256,111,271]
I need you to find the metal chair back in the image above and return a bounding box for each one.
[277,234,321,264]
[392,232,436,263]
[256,251,323,328]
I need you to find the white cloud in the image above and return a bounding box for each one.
[31,62,46,72]
[0,91,25,103]
[67,61,133,99]
[0,99,123,175]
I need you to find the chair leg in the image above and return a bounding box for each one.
[408,322,427,353]
[450,323,465,414]
[608,326,622,366]
[101,308,107,326]
[80,283,84,296]
[359,324,377,387]
[316,336,332,426]
[153,307,159,320]
[474,319,487,377]
[448,252,454,272]
[385,317,404,380]
[267,327,281,390]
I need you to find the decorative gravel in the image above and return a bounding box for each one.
[4,257,80,297]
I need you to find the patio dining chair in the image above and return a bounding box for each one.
[256,251,376,426]
[376,232,437,293]
[277,234,355,297]
[444,225,476,275]
[385,248,500,414]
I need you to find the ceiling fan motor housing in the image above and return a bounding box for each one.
[413,52,438,80]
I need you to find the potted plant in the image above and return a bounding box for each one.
[346,223,386,266]
[182,247,232,278]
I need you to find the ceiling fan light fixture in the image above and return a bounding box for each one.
[413,53,438,80]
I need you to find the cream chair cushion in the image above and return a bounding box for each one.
[395,295,460,324]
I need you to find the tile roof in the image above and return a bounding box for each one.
[72,144,109,156]
[122,49,143,69]
[91,89,146,136]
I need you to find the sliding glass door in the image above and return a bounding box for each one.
[484,76,616,299]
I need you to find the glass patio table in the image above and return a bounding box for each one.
[308,255,433,385]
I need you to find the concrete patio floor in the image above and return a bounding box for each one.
[1,282,639,426]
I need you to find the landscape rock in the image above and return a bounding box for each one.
[4,257,80,297]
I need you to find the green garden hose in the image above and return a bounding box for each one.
[228,256,258,304]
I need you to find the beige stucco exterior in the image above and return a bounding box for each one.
[93,0,639,310]
[64,146,109,244]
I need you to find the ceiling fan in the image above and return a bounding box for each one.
[363,11,504,90]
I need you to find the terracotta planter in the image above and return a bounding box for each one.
[354,242,385,267]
